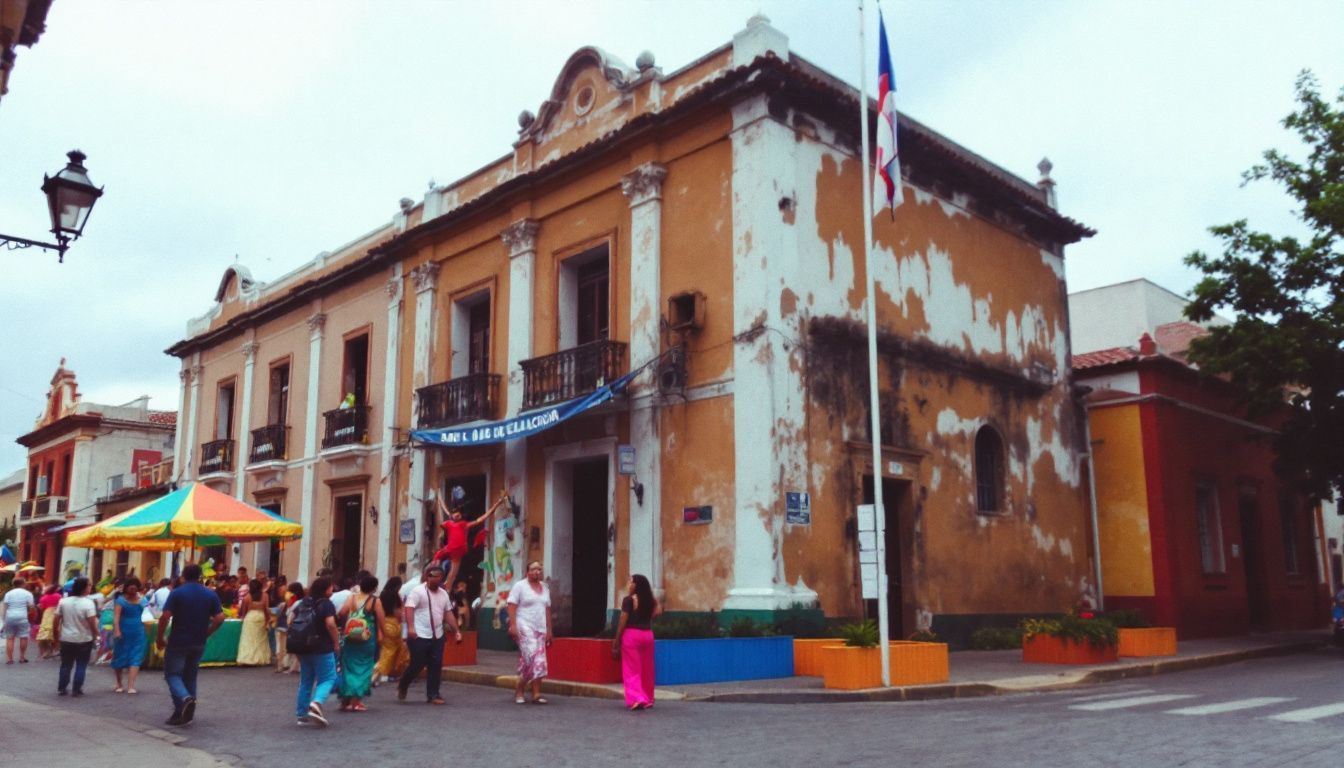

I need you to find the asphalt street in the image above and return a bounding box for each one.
[3,648,1344,767]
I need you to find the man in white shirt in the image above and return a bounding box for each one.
[52,577,99,696]
[147,578,172,619]
[395,566,461,705]
[2,577,35,663]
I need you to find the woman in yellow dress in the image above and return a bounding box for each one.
[235,578,273,666]
[373,577,408,683]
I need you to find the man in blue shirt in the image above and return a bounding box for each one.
[155,563,223,726]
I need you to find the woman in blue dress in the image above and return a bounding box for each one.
[111,577,147,694]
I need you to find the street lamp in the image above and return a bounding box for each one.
[1,150,104,263]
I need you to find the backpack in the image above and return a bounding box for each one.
[343,597,373,643]
[285,597,322,654]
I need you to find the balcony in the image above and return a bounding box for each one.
[19,496,69,521]
[520,339,627,410]
[198,438,235,475]
[322,405,371,448]
[249,424,290,463]
[417,373,501,429]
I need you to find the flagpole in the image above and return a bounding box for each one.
[857,0,891,688]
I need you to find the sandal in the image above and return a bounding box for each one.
[113,686,124,693]
[532,696,549,705]
[127,689,138,695]
[349,702,367,712]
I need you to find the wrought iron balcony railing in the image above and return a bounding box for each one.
[249,424,290,463]
[417,373,501,429]
[322,406,371,448]
[199,439,235,475]
[520,339,627,410]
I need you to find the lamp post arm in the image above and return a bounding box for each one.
[0,232,69,262]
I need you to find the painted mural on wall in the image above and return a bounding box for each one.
[481,501,522,629]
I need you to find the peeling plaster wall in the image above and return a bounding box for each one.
[748,101,1091,620]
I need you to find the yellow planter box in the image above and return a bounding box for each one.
[820,641,950,690]
[1117,627,1177,657]
[793,638,844,676]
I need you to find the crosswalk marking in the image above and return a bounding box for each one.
[1166,697,1294,716]
[1068,688,1156,703]
[1268,703,1344,723]
[1069,694,1198,711]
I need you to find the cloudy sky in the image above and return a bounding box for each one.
[0,0,1340,474]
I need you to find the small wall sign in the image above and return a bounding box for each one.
[785,491,811,525]
[618,444,636,475]
[683,505,713,525]
[398,518,416,544]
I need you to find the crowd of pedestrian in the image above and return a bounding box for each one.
[1,488,664,728]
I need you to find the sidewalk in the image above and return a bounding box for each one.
[440,630,1329,704]
[0,691,230,767]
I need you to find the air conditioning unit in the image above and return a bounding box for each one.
[658,345,687,394]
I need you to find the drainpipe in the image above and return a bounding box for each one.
[1082,403,1104,611]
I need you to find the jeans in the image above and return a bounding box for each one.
[163,645,205,710]
[57,641,94,693]
[296,652,338,717]
[399,636,446,700]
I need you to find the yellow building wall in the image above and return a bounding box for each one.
[1090,403,1154,597]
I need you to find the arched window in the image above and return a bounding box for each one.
[975,426,1004,513]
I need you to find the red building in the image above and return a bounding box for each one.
[15,362,176,579]
[1075,326,1325,638]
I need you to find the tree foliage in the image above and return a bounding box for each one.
[1184,71,1344,501]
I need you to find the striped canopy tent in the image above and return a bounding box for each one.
[65,482,302,551]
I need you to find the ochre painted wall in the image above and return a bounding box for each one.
[1089,403,1155,597]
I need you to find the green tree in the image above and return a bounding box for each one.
[1185,71,1344,501]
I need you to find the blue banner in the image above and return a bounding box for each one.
[411,370,639,447]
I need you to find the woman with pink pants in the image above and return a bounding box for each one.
[611,574,658,711]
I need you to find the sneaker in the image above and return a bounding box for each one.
[296,717,311,726]
[180,696,196,724]
[58,690,67,696]
[307,701,328,727]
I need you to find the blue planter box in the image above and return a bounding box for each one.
[654,636,794,685]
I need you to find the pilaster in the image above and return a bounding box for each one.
[406,262,440,572]
[376,268,403,582]
[621,163,667,591]
[298,311,326,580]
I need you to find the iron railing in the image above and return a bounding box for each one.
[322,406,371,448]
[199,439,235,474]
[249,424,290,463]
[520,339,627,410]
[416,373,501,429]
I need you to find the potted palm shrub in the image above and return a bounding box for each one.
[1020,613,1119,664]
[819,621,949,690]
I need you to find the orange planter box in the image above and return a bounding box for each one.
[820,641,950,690]
[1022,634,1118,665]
[442,631,477,666]
[1118,627,1177,657]
[793,638,844,676]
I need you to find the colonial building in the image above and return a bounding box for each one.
[0,467,22,536]
[1071,280,1326,637]
[0,0,51,108]
[170,17,1093,647]
[14,362,176,578]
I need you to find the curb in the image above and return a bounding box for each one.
[689,641,1326,704]
[440,640,1325,705]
